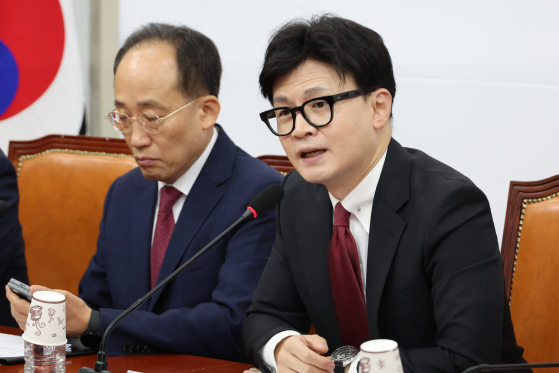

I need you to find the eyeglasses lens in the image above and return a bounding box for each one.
[109,112,130,132]
[267,109,293,136]
[303,99,331,126]
[137,113,161,133]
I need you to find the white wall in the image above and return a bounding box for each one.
[120,0,559,244]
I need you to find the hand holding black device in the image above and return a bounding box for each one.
[7,278,32,302]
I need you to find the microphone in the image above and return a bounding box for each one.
[0,200,8,219]
[78,183,284,373]
[462,362,559,372]
[243,183,285,220]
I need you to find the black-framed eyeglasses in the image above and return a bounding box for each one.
[259,89,365,136]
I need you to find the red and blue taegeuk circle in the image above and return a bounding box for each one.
[0,0,65,120]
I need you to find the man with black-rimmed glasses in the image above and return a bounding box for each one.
[243,14,528,373]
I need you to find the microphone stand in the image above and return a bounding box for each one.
[78,210,254,373]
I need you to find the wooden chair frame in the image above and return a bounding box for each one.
[8,134,132,171]
[501,174,559,303]
[257,155,294,175]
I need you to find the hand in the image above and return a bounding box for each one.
[5,285,30,330]
[243,368,262,373]
[275,334,335,373]
[30,285,92,337]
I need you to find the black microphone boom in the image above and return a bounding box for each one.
[462,362,559,372]
[0,200,8,219]
[77,184,284,373]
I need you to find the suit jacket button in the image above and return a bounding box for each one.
[124,345,133,354]
[142,345,150,353]
[133,345,142,353]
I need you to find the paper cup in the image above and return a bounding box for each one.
[359,339,403,373]
[22,291,67,346]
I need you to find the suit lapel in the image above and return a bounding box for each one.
[365,138,410,338]
[294,184,342,344]
[129,178,158,310]
[148,125,233,311]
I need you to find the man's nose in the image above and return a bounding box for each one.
[291,111,318,138]
[128,120,151,148]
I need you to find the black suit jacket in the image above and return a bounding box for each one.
[0,150,29,327]
[243,139,526,373]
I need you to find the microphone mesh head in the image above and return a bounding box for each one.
[248,184,284,217]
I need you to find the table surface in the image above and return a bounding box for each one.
[0,326,254,373]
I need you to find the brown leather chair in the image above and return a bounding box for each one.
[501,174,559,366]
[257,155,294,176]
[8,135,137,295]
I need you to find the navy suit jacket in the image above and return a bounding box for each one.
[79,127,283,361]
[0,150,29,327]
[244,139,527,373]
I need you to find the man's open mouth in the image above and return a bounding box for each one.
[301,149,326,158]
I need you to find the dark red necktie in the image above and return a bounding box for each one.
[151,186,183,289]
[329,202,371,348]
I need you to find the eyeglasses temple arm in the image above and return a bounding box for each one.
[161,99,197,120]
[332,89,365,102]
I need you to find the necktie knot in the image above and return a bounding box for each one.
[159,186,182,213]
[334,202,351,227]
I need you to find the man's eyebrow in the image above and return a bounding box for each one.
[272,86,328,105]
[137,100,164,108]
[273,96,287,105]
[114,100,165,108]
[303,86,328,96]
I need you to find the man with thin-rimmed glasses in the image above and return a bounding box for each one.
[243,14,528,373]
[7,23,282,361]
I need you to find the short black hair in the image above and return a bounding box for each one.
[114,23,222,98]
[259,14,396,110]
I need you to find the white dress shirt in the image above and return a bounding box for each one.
[261,150,387,373]
[151,126,218,244]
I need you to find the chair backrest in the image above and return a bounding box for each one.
[8,135,136,294]
[501,174,559,364]
[257,155,294,176]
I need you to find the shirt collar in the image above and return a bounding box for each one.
[328,149,387,234]
[157,126,218,196]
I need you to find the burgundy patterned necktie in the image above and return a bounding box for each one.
[329,202,371,348]
[151,186,183,289]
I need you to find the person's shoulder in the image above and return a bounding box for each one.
[109,166,146,191]
[405,147,476,189]
[0,149,16,176]
[232,146,284,185]
[403,146,488,208]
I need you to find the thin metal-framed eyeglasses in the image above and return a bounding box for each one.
[106,98,196,134]
[259,89,365,136]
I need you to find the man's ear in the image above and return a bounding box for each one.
[370,88,392,130]
[197,95,221,130]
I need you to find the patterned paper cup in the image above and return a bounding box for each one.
[359,339,403,373]
[22,291,67,346]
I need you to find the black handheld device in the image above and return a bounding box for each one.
[7,278,32,302]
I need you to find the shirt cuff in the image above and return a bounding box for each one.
[260,330,301,373]
[348,351,361,373]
